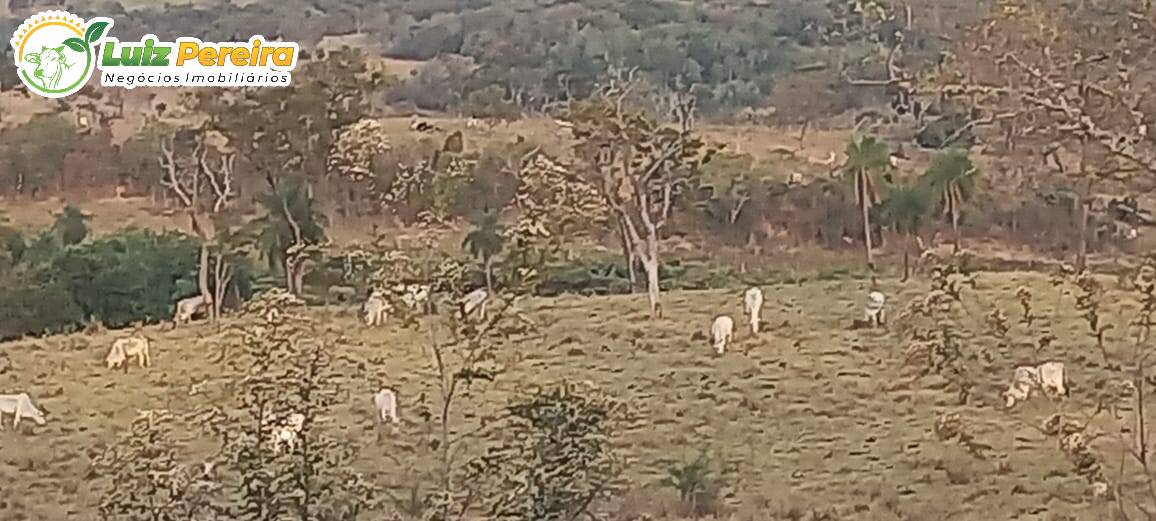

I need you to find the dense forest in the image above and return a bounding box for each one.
[3,0,979,117]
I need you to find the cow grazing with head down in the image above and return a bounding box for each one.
[106,335,151,371]
[173,295,212,326]
[0,393,47,430]
[26,45,71,90]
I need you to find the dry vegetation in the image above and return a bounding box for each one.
[0,269,1148,520]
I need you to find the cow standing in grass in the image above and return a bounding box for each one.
[710,316,734,355]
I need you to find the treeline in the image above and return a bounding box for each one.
[0,207,221,339]
[0,0,961,118]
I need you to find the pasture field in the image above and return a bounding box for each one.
[0,271,1135,520]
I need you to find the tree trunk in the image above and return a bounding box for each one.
[1076,141,1090,271]
[860,179,875,271]
[644,257,660,318]
[643,232,661,318]
[284,255,296,294]
[951,199,961,254]
[197,243,213,321]
[902,233,911,282]
[1077,194,1090,272]
[484,255,494,294]
[617,220,637,291]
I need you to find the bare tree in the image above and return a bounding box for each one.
[925,0,1156,270]
[158,127,238,320]
[565,71,716,317]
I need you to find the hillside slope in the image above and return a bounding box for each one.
[0,272,1128,520]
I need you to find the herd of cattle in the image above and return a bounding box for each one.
[0,282,1070,453]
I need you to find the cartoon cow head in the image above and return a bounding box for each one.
[25,45,71,90]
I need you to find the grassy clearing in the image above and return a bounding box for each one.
[0,271,1131,519]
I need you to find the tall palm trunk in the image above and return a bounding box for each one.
[859,173,875,270]
[949,193,961,254]
[484,255,494,294]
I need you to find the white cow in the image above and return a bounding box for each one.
[373,389,399,424]
[272,413,306,454]
[363,290,389,327]
[1003,362,1069,408]
[174,295,212,325]
[710,316,734,355]
[396,283,432,313]
[0,393,47,430]
[459,289,489,320]
[106,335,151,370]
[864,291,886,327]
[743,287,764,334]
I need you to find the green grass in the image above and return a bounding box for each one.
[0,271,1138,519]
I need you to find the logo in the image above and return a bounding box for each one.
[9,10,299,99]
[9,11,109,98]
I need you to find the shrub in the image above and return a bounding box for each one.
[0,271,83,340]
[44,229,199,327]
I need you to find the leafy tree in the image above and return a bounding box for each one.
[51,204,90,246]
[925,0,1156,270]
[567,75,716,317]
[46,229,200,327]
[922,149,978,253]
[462,209,504,293]
[252,177,327,295]
[660,453,720,518]
[843,135,890,270]
[881,181,931,281]
[467,384,626,521]
[0,114,76,197]
[0,271,83,340]
[0,213,24,272]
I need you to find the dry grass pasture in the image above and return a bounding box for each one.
[0,271,1137,520]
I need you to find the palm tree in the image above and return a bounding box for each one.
[881,182,932,282]
[462,209,504,293]
[922,149,978,253]
[844,136,891,270]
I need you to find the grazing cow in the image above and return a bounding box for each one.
[373,389,399,424]
[459,288,489,320]
[106,335,151,370]
[0,393,47,430]
[710,316,734,355]
[27,45,71,90]
[363,290,389,327]
[174,295,212,325]
[1003,362,1069,408]
[272,413,306,454]
[465,117,483,129]
[864,291,886,327]
[743,287,764,334]
[1038,361,1069,397]
[395,283,432,313]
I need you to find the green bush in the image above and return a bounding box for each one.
[0,271,84,340]
[44,229,200,327]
